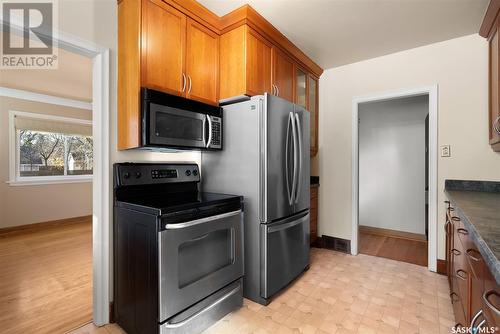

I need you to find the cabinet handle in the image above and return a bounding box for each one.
[456,269,467,280]
[457,228,468,235]
[187,75,192,94]
[276,85,280,96]
[466,249,481,262]
[452,248,461,256]
[182,73,187,93]
[483,290,500,316]
[452,216,461,222]
[470,309,486,330]
[450,292,460,303]
[493,115,500,135]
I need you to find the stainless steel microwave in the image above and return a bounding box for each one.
[141,88,222,150]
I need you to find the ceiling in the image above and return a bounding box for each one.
[198,0,490,69]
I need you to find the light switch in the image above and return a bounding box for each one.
[441,145,451,157]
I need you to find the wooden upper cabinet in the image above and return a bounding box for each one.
[308,75,319,156]
[272,47,294,102]
[185,18,219,105]
[141,0,186,96]
[480,0,500,152]
[246,28,272,97]
[219,25,272,101]
[294,65,307,108]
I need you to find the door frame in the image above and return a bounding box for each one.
[3,24,111,324]
[351,85,438,272]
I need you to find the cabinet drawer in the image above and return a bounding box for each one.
[451,287,467,328]
[483,269,500,327]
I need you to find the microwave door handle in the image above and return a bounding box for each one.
[294,112,303,204]
[202,115,207,147]
[206,115,213,148]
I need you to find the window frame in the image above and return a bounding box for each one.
[8,110,93,186]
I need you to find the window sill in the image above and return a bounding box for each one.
[7,176,93,186]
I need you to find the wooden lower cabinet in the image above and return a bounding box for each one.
[446,204,500,330]
[310,185,318,244]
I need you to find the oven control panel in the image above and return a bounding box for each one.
[115,163,200,186]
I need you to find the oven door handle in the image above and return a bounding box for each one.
[164,210,241,230]
[162,283,241,329]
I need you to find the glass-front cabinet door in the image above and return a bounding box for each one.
[295,66,307,109]
[308,75,318,156]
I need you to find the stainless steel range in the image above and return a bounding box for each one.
[113,163,243,334]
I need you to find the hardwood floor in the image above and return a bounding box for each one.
[359,231,428,267]
[0,217,92,334]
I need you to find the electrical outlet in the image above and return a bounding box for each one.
[441,145,451,157]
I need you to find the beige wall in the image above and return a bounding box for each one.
[0,96,93,227]
[318,34,500,260]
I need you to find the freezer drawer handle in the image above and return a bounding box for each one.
[162,284,241,329]
[164,210,241,230]
[268,213,308,233]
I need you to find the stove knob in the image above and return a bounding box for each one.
[185,170,191,176]
[123,172,130,179]
[192,170,198,176]
[135,172,142,179]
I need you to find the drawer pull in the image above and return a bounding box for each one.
[457,228,469,235]
[456,269,467,280]
[483,290,500,316]
[466,249,481,262]
[450,292,460,303]
[452,217,461,221]
[452,249,461,256]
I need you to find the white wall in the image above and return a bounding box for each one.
[318,34,500,260]
[0,96,93,228]
[359,95,428,235]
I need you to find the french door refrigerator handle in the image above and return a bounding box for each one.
[285,112,294,205]
[206,115,213,148]
[290,112,298,205]
[294,112,303,204]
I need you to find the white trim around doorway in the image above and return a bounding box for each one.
[351,85,438,272]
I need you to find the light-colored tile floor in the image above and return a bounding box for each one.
[70,248,455,334]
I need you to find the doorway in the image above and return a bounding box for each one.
[351,86,438,272]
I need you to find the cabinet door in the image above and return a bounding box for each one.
[483,269,500,327]
[185,18,219,105]
[489,23,500,150]
[246,28,272,96]
[272,47,294,102]
[295,65,308,108]
[141,0,186,96]
[308,75,319,156]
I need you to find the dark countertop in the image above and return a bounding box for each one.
[310,176,319,186]
[445,180,500,285]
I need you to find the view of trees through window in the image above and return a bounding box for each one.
[19,130,93,177]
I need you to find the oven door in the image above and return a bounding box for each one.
[158,210,243,322]
[146,102,207,149]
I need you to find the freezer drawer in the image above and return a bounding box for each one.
[261,211,310,299]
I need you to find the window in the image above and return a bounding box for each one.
[9,111,93,184]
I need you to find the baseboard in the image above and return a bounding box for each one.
[316,235,351,254]
[436,259,447,275]
[359,225,427,242]
[0,215,92,237]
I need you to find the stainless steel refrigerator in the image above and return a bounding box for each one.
[201,93,310,305]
